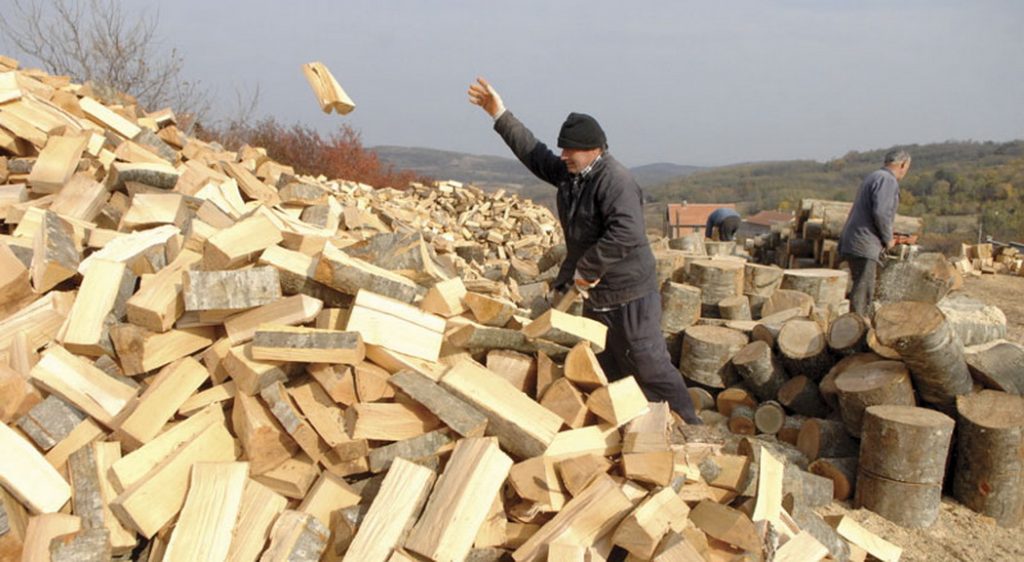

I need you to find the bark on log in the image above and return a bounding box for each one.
[668,233,705,254]
[938,295,1008,348]
[780,269,849,306]
[858,405,955,485]
[688,387,716,412]
[715,387,757,417]
[797,418,858,461]
[684,259,744,309]
[728,405,756,436]
[827,313,868,354]
[953,391,1024,527]
[704,241,735,257]
[731,340,786,401]
[718,295,751,321]
[776,319,834,381]
[743,263,784,300]
[855,469,942,528]
[760,289,814,318]
[777,415,806,447]
[819,352,884,410]
[750,308,803,348]
[660,282,701,335]
[877,253,960,305]
[874,302,973,406]
[964,340,1024,395]
[678,326,748,389]
[808,457,858,501]
[835,360,917,437]
[778,376,828,418]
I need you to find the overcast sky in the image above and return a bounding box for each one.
[5,1,1023,167]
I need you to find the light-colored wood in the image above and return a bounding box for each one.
[298,471,361,528]
[308,363,358,405]
[0,361,41,424]
[406,437,513,562]
[511,474,634,562]
[225,479,288,562]
[260,381,331,463]
[117,357,209,448]
[441,360,564,459]
[509,456,567,511]
[259,509,330,562]
[48,173,106,222]
[390,369,488,438]
[367,429,450,474]
[650,531,707,562]
[544,424,622,461]
[773,531,829,562]
[22,513,82,562]
[540,377,588,429]
[224,294,323,345]
[315,243,422,303]
[110,417,237,538]
[612,486,690,559]
[751,447,784,525]
[164,462,249,562]
[302,61,356,115]
[833,515,902,562]
[252,325,365,364]
[222,160,280,206]
[0,290,76,365]
[586,376,649,427]
[43,418,105,472]
[522,308,607,353]
[121,193,188,231]
[202,213,283,270]
[486,349,536,394]
[345,289,445,362]
[27,134,89,193]
[68,441,135,554]
[464,292,517,327]
[556,454,613,497]
[232,391,297,475]
[31,211,79,292]
[76,224,177,277]
[0,241,33,316]
[223,343,293,395]
[251,454,319,500]
[687,500,760,553]
[179,381,237,416]
[563,341,608,391]
[621,451,675,486]
[110,324,217,376]
[29,345,137,427]
[79,96,141,138]
[0,421,71,514]
[420,277,467,317]
[344,458,435,562]
[345,401,442,442]
[287,380,354,450]
[125,248,203,332]
[184,266,283,314]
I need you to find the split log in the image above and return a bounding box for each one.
[522,309,607,354]
[684,259,744,310]
[586,377,648,427]
[718,295,751,321]
[315,243,423,303]
[29,345,137,428]
[827,312,868,354]
[163,462,248,562]
[778,376,828,418]
[731,340,786,401]
[0,421,71,514]
[31,211,79,293]
[260,510,329,562]
[464,292,517,327]
[343,458,435,562]
[117,357,208,448]
[753,401,786,435]
[183,267,282,316]
[965,340,1024,394]
[859,405,954,485]
[225,479,287,562]
[678,325,748,388]
[251,326,365,364]
[937,295,1007,347]
[874,301,973,405]
[876,252,960,304]
[780,268,849,306]
[776,319,834,380]
[301,61,355,115]
[834,361,916,437]
[611,487,690,560]
[797,418,858,461]
[390,370,487,438]
[346,289,445,362]
[231,393,297,475]
[953,391,1024,527]
[808,457,858,501]
[563,342,608,391]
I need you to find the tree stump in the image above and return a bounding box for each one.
[797,418,858,461]
[728,405,756,435]
[827,313,868,355]
[877,252,960,305]
[660,282,701,335]
[685,259,744,311]
[678,326,748,389]
[732,340,787,401]
[874,302,973,406]
[776,319,834,380]
[760,289,814,318]
[778,376,828,418]
[653,249,688,288]
[859,405,954,484]
[937,295,1008,348]
[964,340,1024,395]
[809,457,858,501]
[718,295,752,321]
[855,469,943,528]
[753,401,786,435]
[835,361,916,437]
[781,269,849,306]
[953,391,1024,527]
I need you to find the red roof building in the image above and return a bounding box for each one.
[665,203,736,238]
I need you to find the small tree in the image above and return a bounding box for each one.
[0,0,209,128]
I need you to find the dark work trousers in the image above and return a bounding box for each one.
[846,255,878,317]
[583,290,702,424]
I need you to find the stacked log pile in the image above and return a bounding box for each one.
[0,60,926,561]
[950,242,1024,277]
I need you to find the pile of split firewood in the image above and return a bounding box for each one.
[3,57,1023,562]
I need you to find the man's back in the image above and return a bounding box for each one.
[839,168,900,262]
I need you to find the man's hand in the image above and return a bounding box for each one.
[573,270,599,299]
[467,77,505,118]
[886,238,896,249]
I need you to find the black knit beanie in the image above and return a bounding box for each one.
[557,112,607,149]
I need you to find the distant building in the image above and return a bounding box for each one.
[665,202,737,238]
[738,209,794,238]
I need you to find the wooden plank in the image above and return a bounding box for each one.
[405,437,513,562]
[833,516,902,562]
[22,513,81,562]
[315,243,422,303]
[252,325,365,364]
[60,259,136,356]
[30,210,79,292]
[117,357,209,449]
[27,134,89,193]
[163,462,249,562]
[125,249,203,332]
[224,294,323,345]
[79,96,141,138]
[231,392,297,475]
[390,370,488,438]
[301,61,356,115]
[0,421,71,514]
[522,308,607,353]
[224,479,287,562]
[110,324,216,376]
[29,345,137,427]
[346,402,442,442]
[346,289,445,362]
[203,213,283,270]
[67,442,135,554]
[298,471,360,528]
[260,510,329,562]
[440,360,563,459]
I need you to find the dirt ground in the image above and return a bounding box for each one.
[818,273,1024,562]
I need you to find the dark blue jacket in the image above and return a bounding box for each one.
[705,207,741,238]
[494,111,657,307]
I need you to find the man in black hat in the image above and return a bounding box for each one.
[468,77,702,424]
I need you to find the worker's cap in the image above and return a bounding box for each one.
[557,112,607,150]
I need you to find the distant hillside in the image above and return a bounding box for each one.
[630,162,704,187]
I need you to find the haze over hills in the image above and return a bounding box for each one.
[372,146,704,190]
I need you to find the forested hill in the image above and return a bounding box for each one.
[645,140,1024,243]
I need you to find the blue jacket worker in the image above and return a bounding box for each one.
[467,77,702,425]
[705,207,742,241]
[838,149,911,316]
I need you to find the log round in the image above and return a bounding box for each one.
[688,387,716,411]
[827,312,868,354]
[777,415,806,447]
[776,319,834,380]
[753,401,786,435]
[953,391,1024,527]
[834,360,917,437]
[668,233,706,254]
[964,340,1024,395]
[858,405,955,485]
[797,418,858,461]
[809,457,858,501]
[732,340,787,401]
[760,289,814,318]
[660,282,702,335]
[678,325,748,389]
[876,253,961,305]
[855,469,942,528]
[743,263,784,299]
[874,302,973,405]
[781,269,849,306]
[718,295,752,321]
[685,259,745,307]
[728,405,756,436]
[715,387,757,417]
[778,376,828,418]
[704,241,736,257]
